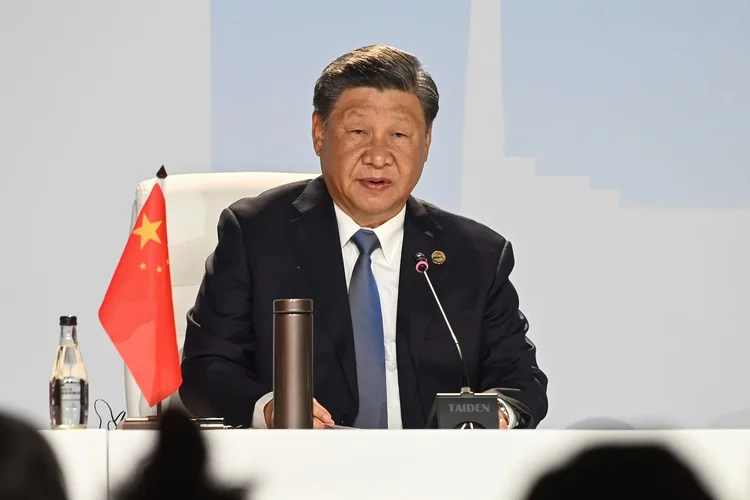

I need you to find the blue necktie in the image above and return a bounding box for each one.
[349,229,388,429]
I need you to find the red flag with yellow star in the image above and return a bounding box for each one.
[98,183,182,407]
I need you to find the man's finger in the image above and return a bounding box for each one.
[314,417,334,430]
[499,409,508,429]
[312,398,334,424]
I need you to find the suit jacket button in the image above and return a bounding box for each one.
[340,414,351,426]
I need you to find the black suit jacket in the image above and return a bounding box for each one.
[180,176,548,428]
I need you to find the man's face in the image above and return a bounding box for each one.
[312,87,432,228]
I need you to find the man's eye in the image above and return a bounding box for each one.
[350,129,365,135]
[394,132,407,138]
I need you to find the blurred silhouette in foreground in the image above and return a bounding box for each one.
[525,444,714,500]
[0,411,67,500]
[115,408,248,500]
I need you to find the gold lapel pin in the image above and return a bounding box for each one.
[431,250,446,265]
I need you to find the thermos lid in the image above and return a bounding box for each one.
[273,299,313,314]
[59,315,77,326]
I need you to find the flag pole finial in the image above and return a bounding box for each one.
[156,165,168,179]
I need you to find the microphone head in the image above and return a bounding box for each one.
[413,252,429,273]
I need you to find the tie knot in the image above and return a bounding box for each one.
[351,229,381,255]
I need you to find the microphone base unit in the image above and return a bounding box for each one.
[427,389,499,430]
[119,416,226,430]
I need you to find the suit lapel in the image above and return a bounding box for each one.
[291,177,358,403]
[396,197,445,427]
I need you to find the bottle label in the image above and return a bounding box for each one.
[61,381,81,410]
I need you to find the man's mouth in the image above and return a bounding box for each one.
[359,178,391,190]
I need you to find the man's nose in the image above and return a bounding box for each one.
[362,135,392,169]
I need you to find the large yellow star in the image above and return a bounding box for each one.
[132,214,162,249]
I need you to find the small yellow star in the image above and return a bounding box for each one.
[156,266,163,273]
[132,214,162,249]
[139,263,146,270]
[166,259,169,266]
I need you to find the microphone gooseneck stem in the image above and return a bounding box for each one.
[421,269,472,392]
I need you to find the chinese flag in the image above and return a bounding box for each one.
[98,183,182,407]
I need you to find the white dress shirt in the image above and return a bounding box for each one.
[251,202,514,428]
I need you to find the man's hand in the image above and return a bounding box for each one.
[499,408,508,429]
[263,398,335,429]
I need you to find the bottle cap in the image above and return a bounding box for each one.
[59,315,77,326]
[273,298,313,314]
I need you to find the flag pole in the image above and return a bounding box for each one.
[155,165,168,421]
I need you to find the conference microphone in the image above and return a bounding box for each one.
[413,252,471,391]
[414,252,499,430]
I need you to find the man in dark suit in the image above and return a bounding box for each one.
[180,44,548,429]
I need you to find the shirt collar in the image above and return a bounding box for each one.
[333,202,406,265]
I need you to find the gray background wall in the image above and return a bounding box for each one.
[0,0,210,427]
[1,0,748,429]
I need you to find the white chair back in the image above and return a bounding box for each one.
[125,171,318,417]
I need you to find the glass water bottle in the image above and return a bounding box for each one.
[49,315,89,429]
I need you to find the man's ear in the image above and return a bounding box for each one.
[312,112,325,157]
[423,126,433,163]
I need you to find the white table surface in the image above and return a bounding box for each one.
[41,429,108,500]
[107,429,750,500]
